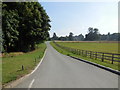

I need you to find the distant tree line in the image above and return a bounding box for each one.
[2,2,51,52]
[100,32,120,41]
[52,27,120,41]
[52,32,84,41]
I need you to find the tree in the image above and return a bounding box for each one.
[78,34,84,41]
[85,27,100,41]
[2,2,51,52]
[93,28,100,40]
[88,27,94,33]
[2,3,19,52]
[107,32,110,41]
[68,32,74,41]
[52,33,58,40]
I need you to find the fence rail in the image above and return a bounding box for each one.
[53,41,120,64]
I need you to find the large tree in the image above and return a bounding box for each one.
[68,32,74,41]
[85,27,100,41]
[2,3,19,52]
[2,2,51,52]
[52,32,58,40]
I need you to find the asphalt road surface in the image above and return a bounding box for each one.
[15,41,118,88]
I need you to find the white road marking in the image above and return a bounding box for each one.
[31,49,47,74]
[28,79,35,90]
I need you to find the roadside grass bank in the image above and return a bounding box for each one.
[2,43,46,85]
[50,42,119,70]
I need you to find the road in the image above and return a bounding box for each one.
[15,42,118,88]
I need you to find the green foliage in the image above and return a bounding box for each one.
[100,33,120,41]
[2,9,19,52]
[85,27,100,41]
[52,32,84,41]
[2,2,51,52]
[68,32,74,41]
[52,32,58,40]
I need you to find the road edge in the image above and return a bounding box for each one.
[50,41,120,75]
[69,56,120,75]
[3,48,47,88]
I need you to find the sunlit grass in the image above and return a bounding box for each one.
[2,43,46,85]
[56,42,118,54]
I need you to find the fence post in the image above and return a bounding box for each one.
[78,49,80,55]
[95,52,97,60]
[102,53,104,62]
[86,51,87,57]
[111,54,114,64]
[76,49,78,55]
[22,65,24,70]
[70,48,72,52]
[90,51,92,58]
[78,49,79,55]
[79,50,81,55]
[75,49,77,54]
[35,58,37,65]
[82,50,83,56]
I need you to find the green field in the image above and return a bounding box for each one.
[2,43,46,85]
[56,41,119,54]
[50,41,119,70]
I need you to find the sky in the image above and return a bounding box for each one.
[39,1,118,37]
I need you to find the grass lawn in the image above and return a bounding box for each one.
[2,43,46,85]
[50,42,119,70]
[56,42,119,54]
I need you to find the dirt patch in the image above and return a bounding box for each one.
[1,52,24,57]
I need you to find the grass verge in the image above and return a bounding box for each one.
[2,43,46,85]
[50,42,118,70]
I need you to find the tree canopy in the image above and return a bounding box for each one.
[68,32,74,41]
[52,32,58,40]
[85,27,100,41]
[2,2,51,52]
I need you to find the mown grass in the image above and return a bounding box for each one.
[2,43,46,85]
[56,42,119,54]
[50,42,119,70]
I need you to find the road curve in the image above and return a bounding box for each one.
[15,41,118,88]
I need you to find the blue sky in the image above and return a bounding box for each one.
[40,2,118,37]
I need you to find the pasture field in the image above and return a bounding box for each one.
[55,41,119,54]
[51,41,119,70]
[2,43,46,85]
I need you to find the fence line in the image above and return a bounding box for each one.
[53,41,120,64]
